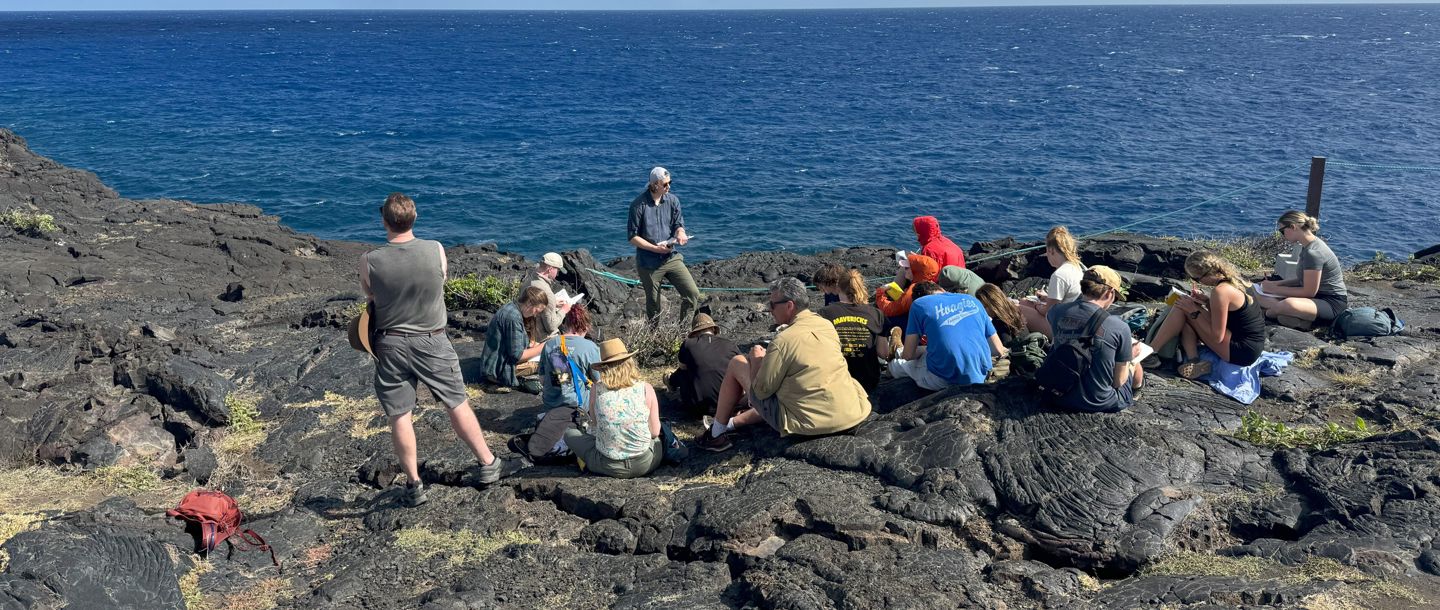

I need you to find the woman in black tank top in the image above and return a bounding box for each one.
[1149,251,1268,378]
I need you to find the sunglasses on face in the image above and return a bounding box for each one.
[768,299,791,309]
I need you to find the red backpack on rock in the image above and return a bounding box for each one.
[168,489,279,567]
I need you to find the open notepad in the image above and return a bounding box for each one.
[554,289,585,307]
[1133,341,1155,364]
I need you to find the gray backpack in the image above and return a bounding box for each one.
[1331,307,1403,340]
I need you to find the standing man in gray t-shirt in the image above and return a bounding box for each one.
[627,166,701,321]
[359,193,510,506]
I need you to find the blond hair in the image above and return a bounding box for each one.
[1278,210,1319,233]
[841,269,869,304]
[1184,250,1251,294]
[1046,225,1081,266]
[596,358,641,390]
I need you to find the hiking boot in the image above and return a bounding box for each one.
[518,378,543,395]
[1178,359,1212,380]
[696,429,733,452]
[476,456,529,485]
[476,457,504,485]
[888,326,904,356]
[403,481,428,507]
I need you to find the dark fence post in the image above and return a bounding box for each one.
[1306,156,1326,218]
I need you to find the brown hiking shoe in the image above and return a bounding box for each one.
[696,429,733,452]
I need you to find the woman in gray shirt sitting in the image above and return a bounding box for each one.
[1257,210,1348,325]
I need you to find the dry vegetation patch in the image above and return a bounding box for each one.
[1142,551,1280,579]
[0,464,188,515]
[294,391,388,440]
[394,527,540,566]
[656,454,774,492]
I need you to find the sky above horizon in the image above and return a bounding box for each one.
[1,0,1432,10]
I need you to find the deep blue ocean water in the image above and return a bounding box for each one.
[2,7,1437,263]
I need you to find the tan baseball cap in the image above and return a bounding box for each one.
[541,252,564,268]
[1085,265,1124,293]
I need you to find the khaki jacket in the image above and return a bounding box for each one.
[522,270,563,340]
[751,310,872,436]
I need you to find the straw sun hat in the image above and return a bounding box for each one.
[595,338,635,366]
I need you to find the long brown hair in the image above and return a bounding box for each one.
[976,284,1025,337]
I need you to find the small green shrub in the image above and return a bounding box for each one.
[0,209,59,237]
[1233,411,1372,450]
[225,395,264,435]
[444,274,519,310]
[345,301,368,320]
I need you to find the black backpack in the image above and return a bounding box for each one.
[1034,308,1110,400]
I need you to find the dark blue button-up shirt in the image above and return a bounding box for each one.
[627,190,685,269]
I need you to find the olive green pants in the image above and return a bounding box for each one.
[637,254,700,322]
[564,429,663,479]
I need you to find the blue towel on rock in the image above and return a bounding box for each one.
[1194,349,1294,405]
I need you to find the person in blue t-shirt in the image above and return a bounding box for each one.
[539,305,601,410]
[889,282,1008,391]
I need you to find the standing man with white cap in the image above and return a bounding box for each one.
[627,166,701,322]
[522,252,571,343]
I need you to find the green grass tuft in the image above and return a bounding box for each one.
[0,209,59,237]
[444,274,520,310]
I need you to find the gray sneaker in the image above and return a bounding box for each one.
[477,457,504,485]
[403,481,428,507]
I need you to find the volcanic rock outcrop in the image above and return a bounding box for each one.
[4,128,1440,608]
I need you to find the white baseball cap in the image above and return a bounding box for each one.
[542,252,564,268]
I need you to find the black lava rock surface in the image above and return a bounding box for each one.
[4,128,1440,609]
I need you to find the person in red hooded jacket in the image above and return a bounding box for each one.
[875,253,941,336]
[914,216,966,269]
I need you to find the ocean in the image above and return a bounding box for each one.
[1,7,1437,263]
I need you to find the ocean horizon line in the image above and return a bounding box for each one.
[5,2,1438,15]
